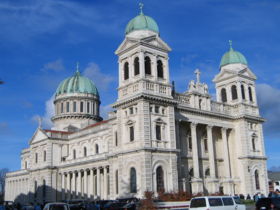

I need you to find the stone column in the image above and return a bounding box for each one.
[244,83,249,102]
[66,173,71,200]
[118,60,122,86]
[152,54,157,81]
[139,51,145,78]
[226,86,232,102]
[84,170,88,198]
[90,169,94,198]
[206,125,219,193]
[222,127,234,195]
[164,57,170,83]
[97,167,101,198]
[237,82,242,103]
[190,122,203,193]
[77,171,81,198]
[104,167,108,199]
[62,173,65,200]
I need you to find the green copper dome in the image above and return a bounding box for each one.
[220,41,248,68]
[56,71,99,96]
[125,6,159,35]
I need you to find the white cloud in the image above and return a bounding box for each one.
[32,95,55,129]
[100,104,113,120]
[0,122,9,135]
[257,83,280,137]
[41,59,64,72]
[83,62,115,91]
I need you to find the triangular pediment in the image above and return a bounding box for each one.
[29,128,49,144]
[213,68,256,82]
[115,35,171,55]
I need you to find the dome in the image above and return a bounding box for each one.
[55,71,99,96]
[125,9,159,35]
[220,41,248,68]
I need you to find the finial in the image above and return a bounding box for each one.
[38,117,42,128]
[139,2,144,14]
[194,69,201,84]
[76,62,80,72]
[229,40,233,50]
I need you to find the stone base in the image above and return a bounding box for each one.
[223,179,234,195]
[206,178,219,194]
[191,178,203,194]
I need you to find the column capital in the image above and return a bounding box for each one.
[206,125,214,130]
[190,122,198,128]
[221,127,228,133]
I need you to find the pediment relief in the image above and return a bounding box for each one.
[29,128,49,144]
[154,118,166,124]
[126,119,135,125]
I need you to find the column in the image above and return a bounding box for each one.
[190,122,203,193]
[244,83,249,102]
[191,123,200,178]
[97,168,101,198]
[221,127,234,195]
[207,126,216,178]
[84,170,88,198]
[237,82,242,103]
[104,166,108,199]
[139,51,145,78]
[164,57,170,82]
[222,128,231,178]
[77,171,81,198]
[152,54,157,80]
[67,173,71,200]
[118,60,122,86]
[90,169,94,198]
[226,86,232,102]
[206,125,219,194]
[62,173,65,200]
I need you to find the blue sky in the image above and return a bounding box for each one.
[0,0,280,171]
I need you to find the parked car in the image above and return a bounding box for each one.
[43,203,70,210]
[256,197,280,210]
[189,196,246,210]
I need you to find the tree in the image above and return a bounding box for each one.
[0,168,9,201]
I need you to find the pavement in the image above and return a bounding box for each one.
[246,205,255,210]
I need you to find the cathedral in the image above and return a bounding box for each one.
[5,7,268,204]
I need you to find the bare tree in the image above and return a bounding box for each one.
[0,168,9,201]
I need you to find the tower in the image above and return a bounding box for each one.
[112,4,179,197]
[52,66,102,131]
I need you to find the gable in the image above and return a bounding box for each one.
[29,128,49,144]
[213,68,256,83]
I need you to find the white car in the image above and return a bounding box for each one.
[189,196,246,210]
[43,203,70,210]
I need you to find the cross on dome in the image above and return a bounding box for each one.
[229,40,233,50]
[139,2,144,14]
[76,62,80,73]
[194,69,201,84]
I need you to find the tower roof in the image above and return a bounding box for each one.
[55,69,99,97]
[125,3,159,35]
[220,40,248,68]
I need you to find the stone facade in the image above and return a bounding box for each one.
[5,11,268,204]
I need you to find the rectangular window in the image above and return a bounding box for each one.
[204,138,208,152]
[35,153,38,163]
[129,107,133,115]
[61,103,64,113]
[87,102,90,113]
[222,197,234,206]
[155,106,159,113]
[156,125,161,140]
[80,101,84,112]
[73,102,77,112]
[129,126,134,142]
[209,198,223,206]
[92,103,95,114]
[66,102,70,112]
[188,136,192,150]
[115,131,118,146]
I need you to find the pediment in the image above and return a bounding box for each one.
[213,68,256,82]
[238,68,257,79]
[29,128,49,144]
[115,35,171,55]
[213,70,235,82]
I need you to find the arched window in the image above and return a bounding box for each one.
[42,179,46,197]
[129,126,134,142]
[80,101,84,112]
[43,150,46,162]
[145,56,151,75]
[84,147,87,157]
[255,170,260,190]
[134,57,139,76]
[61,103,64,113]
[73,101,77,112]
[115,131,118,146]
[205,168,210,177]
[87,102,90,113]
[95,144,99,154]
[156,124,161,140]
[204,138,208,152]
[66,102,70,112]
[124,62,129,80]
[241,84,245,100]
[73,149,76,159]
[231,85,238,100]
[157,60,164,78]
[34,180,38,198]
[252,137,256,151]
[130,167,137,193]
[248,87,253,102]
[189,168,194,177]
[221,88,227,102]
[156,166,164,192]
[115,170,119,194]
[35,153,38,163]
